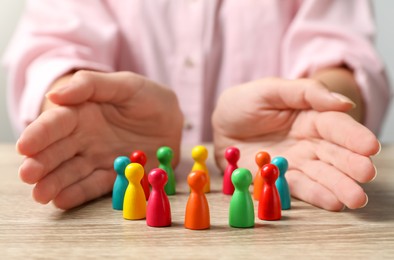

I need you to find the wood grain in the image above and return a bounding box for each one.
[0,143,393,259]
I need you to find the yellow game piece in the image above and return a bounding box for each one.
[123,163,147,220]
[191,145,210,193]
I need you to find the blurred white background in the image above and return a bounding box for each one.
[1,1,393,143]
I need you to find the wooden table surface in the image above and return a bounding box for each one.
[0,143,393,259]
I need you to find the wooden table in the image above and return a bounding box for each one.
[0,143,393,259]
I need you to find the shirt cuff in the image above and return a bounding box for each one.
[293,53,391,136]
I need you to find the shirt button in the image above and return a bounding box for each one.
[184,120,193,130]
[184,56,195,68]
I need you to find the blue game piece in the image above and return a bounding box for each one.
[112,156,131,210]
[272,156,290,210]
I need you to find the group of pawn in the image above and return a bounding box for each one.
[112,145,211,229]
[112,145,290,230]
[224,147,290,229]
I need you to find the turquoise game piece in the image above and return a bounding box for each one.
[157,146,176,195]
[272,156,291,210]
[229,168,254,228]
[112,156,131,210]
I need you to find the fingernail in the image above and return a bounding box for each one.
[368,165,378,183]
[331,92,356,108]
[374,141,382,156]
[359,193,369,208]
[15,138,20,151]
[15,138,23,155]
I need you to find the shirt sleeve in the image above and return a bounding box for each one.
[281,0,391,135]
[2,0,120,134]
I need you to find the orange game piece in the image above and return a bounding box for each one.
[253,151,271,200]
[184,170,210,230]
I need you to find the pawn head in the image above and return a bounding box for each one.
[271,156,288,176]
[261,163,279,183]
[157,146,174,164]
[130,150,147,166]
[224,146,240,164]
[231,168,252,189]
[148,168,168,188]
[114,156,131,176]
[187,170,207,191]
[255,151,271,168]
[191,145,208,162]
[125,163,144,183]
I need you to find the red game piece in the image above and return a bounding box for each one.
[130,150,150,200]
[258,163,281,221]
[223,146,240,195]
[253,151,271,200]
[185,170,210,230]
[146,168,171,227]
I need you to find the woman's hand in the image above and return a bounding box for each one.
[212,77,379,211]
[17,71,184,209]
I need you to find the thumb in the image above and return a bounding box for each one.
[256,78,356,112]
[47,71,149,105]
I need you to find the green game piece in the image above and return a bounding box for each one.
[157,146,176,195]
[272,156,291,210]
[229,168,254,228]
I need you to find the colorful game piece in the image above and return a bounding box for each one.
[146,168,171,227]
[157,146,176,195]
[191,145,210,193]
[258,163,281,221]
[112,156,131,210]
[223,146,240,195]
[184,170,210,230]
[123,163,147,220]
[253,151,271,200]
[229,168,254,228]
[130,150,150,200]
[272,156,291,210]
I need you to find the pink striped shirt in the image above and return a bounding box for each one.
[3,0,390,143]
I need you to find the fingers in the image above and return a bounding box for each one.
[299,160,368,209]
[279,79,355,111]
[291,111,380,157]
[52,169,116,210]
[286,169,344,211]
[252,78,355,112]
[314,112,380,156]
[32,156,94,204]
[213,78,355,136]
[17,106,78,156]
[19,136,80,184]
[314,140,377,183]
[47,71,150,105]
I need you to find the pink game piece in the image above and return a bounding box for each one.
[222,146,240,195]
[146,168,171,227]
